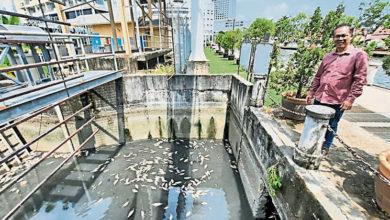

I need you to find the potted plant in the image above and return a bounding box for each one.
[221,29,240,60]
[215,32,225,55]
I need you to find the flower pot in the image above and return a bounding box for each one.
[236,58,240,65]
[281,91,307,121]
[223,53,228,58]
[218,51,224,55]
[228,55,235,60]
[375,149,390,214]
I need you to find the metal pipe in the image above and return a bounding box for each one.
[0,91,86,132]
[0,58,79,73]
[0,10,70,26]
[0,103,92,166]
[0,116,96,196]
[0,39,73,44]
[0,31,111,39]
[1,128,99,220]
[48,0,65,6]
[0,75,83,102]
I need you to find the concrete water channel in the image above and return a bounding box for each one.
[0,74,368,219]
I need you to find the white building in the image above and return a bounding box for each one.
[203,0,214,44]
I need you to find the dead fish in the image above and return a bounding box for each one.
[201,202,208,205]
[169,213,173,220]
[151,186,157,190]
[141,210,145,218]
[95,198,103,204]
[132,189,138,193]
[113,179,119,186]
[98,181,103,186]
[152,202,163,207]
[193,169,199,172]
[127,209,135,218]
[186,211,191,217]
[122,201,129,208]
[204,164,208,169]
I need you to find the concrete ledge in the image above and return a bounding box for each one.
[233,106,367,219]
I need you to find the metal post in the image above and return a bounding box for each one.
[6,49,24,82]
[107,0,119,51]
[128,0,138,50]
[118,0,132,55]
[293,105,335,169]
[39,44,55,80]
[54,105,75,152]
[78,38,89,71]
[15,45,35,85]
[147,0,154,49]
[158,0,163,49]
[30,45,45,80]
[132,0,142,53]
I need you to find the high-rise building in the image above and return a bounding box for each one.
[212,0,239,34]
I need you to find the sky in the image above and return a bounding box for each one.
[236,0,365,25]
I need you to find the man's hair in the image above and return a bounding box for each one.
[333,23,354,36]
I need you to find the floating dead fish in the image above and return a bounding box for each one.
[152,202,163,207]
[204,164,208,169]
[95,198,103,204]
[127,209,135,218]
[132,189,138,193]
[98,181,103,186]
[192,169,198,172]
[122,201,129,208]
[169,213,173,220]
[184,176,191,180]
[135,184,139,189]
[201,202,208,205]
[151,186,157,190]
[141,210,145,218]
[113,179,119,186]
[186,211,191,217]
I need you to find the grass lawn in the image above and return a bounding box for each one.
[204,47,282,106]
[204,47,248,79]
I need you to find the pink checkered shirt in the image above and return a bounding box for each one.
[308,45,369,105]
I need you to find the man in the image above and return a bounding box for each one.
[306,24,368,156]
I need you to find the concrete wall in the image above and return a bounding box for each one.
[228,76,367,219]
[122,74,231,141]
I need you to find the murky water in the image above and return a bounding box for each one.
[1,139,255,220]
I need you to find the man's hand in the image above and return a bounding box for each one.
[306,95,314,104]
[341,101,352,110]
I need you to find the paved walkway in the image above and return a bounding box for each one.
[346,85,390,142]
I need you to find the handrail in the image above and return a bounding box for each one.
[0,91,86,132]
[0,75,84,103]
[0,58,78,73]
[2,128,99,220]
[0,116,96,196]
[0,31,111,39]
[0,103,92,166]
[0,10,70,26]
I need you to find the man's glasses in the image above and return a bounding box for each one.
[333,34,350,39]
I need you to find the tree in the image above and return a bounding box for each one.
[221,30,237,55]
[215,32,224,52]
[247,18,275,42]
[358,0,389,31]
